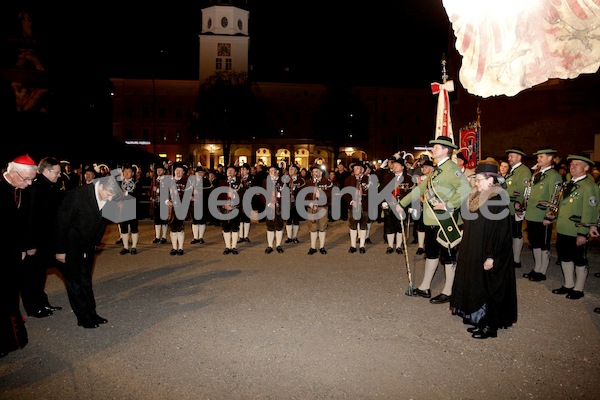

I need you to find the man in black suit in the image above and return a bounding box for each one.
[55,174,121,329]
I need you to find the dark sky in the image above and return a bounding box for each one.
[2,1,451,88]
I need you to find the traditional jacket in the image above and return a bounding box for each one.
[218,176,244,211]
[399,157,471,227]
[505,162,532,215]
[284,174,306,204]
[525,167,563,223]
[343,174,372,212]
[305,176,333,207]
[554,175,599,237]
[379,170,413,204]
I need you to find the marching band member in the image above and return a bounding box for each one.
[238,163,254,243]
[380,153,413,254]
[399,136,471,304]
[344,162,372,254]
[284,164,306,245]
[118,164,142,255]
[151,164,169,244]
[363,163,376,244]
[190,166,212,245]
[412,159,435,255]
[305,164,333,255]
[219,165,243,254]
[504,147,532,269]
[166,163,190,255]
[263,166,285,253]
[523,146,563,281]
[544,154,599,299]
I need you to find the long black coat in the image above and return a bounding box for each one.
[55,183,108,255]
[451,190,517,328]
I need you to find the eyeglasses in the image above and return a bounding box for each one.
[15,170,36,183]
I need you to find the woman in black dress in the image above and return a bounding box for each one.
[451,158,517,339]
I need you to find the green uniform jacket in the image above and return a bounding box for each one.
[505,163,532,215]
[555,175,599,237]
[400,158,471,227]
[525,168,563,223]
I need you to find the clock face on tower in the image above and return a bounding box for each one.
[217,43,231,57]
[221,17,228,28]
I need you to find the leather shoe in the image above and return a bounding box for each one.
[160,238,168,244]
[177,249,184,256]
[199,238,205,244]
[430,293,452,304]
[416,248,425,255]
[285,238,293,243]
[552,286,573,295]
[292,238,300,244]
[28,308,52,318]
[231,248,239,255]
[265,247,273,254]
[191,239,199,244]
[467,325,481,333]
[410,288,431,298]
[45,304,62,312]
[529,272,546,282]
[522,270,535,279]
[359,247,366,254]
[119,248,130,255]
[170,249,178,256]
[396,247,403,254]
[152,238,161,244]
[276,246,284,253]
[308,248,317,255]
[386,247,394,254]
[348,246,357,253]
[93,315,108,324]
[319,247,327,255]
[566,290,584,299]
[78,318,99,329]
[513,261,522,268]
[130,248,137,255]
[365,238,373,244]
[223,248,231,255]
[471,326,497,339]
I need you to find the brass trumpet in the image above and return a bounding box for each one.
[537,181,566,216]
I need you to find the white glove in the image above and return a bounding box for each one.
[408,208,419,220]
[381,201,389,209]
[397,205,406,220]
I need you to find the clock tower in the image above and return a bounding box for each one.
[199,1,249,84]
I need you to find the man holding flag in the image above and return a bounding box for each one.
[398,136,471,304]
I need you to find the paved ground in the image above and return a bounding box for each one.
[1,219,600,400]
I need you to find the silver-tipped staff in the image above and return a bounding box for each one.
[399,209,414,295]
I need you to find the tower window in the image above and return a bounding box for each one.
[216,58,222,70]
[225,58,232,71]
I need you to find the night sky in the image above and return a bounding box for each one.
[1,1,451,88]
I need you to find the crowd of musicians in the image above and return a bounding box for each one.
[3,137,600,357]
